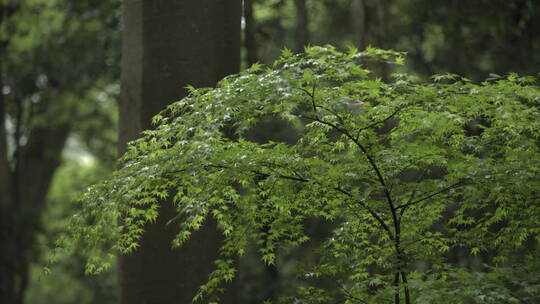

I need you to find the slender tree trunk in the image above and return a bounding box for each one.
[393,272,400,304]
[244,0,259,66]
[350,0,387,49]
[393,223,411,304]
[294,0,309,53]
[401,271,411,304]
[350,0,366,49]
[118,1,241,303]
[0,34,17,304]
[0,5,16,303]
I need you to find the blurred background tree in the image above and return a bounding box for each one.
[1,0,538,303]
[1,0,119,303]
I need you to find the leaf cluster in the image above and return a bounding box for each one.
[57,45,540,303]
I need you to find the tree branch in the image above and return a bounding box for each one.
[296,87,398,237]
[207,162,394,238]
[396,180,466,211]
[341,287,369,304]
[355,105,407,142]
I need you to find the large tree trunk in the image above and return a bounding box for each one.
[118,1,241,303]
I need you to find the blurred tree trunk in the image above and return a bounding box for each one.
[244,0,259,66]
[0,97,70,304]
[1,6,16,304]
[1,3,69,304]
[118,1,241,303]
[0,42,16,304]
[350,0,389,78]
[0,98,70,304]
[350,0,388,49]
[294,0,310,52]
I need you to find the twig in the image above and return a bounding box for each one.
[396,180,467,211]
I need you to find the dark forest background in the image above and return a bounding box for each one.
[1,0,539,303]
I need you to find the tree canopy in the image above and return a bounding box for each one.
[55,46,540,303]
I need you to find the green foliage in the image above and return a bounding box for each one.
[30,159,117,304]
[408,263,540,304]
[58,46,540,303]
[2,0,120,150]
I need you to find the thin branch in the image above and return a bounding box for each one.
[208,162,394,238]
[296,84,323,120]
[394,272,400,304]
[396,180,467,211]
[340,288,369,304]
[352,199,393,238]
[389,157,434,191]
[295,86,313,99]
[317,102,348,126]
[300,114,389,191]
[388,161,420,194]
[296,84,349,129]
[208,163,310,183]
[355,105,407,142]
[301,113,397,209]
[399,168,429,218]
[297,88,398,237]
[263,167,393,237]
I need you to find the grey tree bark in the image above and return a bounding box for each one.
[118,1,241,303]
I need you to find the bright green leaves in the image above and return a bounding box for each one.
[280,47,294,59]
[60,45,540,303]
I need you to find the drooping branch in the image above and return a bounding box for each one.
[299,114,390,197]
[206,162,394,238]
[299,111,399,228]
[296,86,399,237]
[299,86,408,304]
